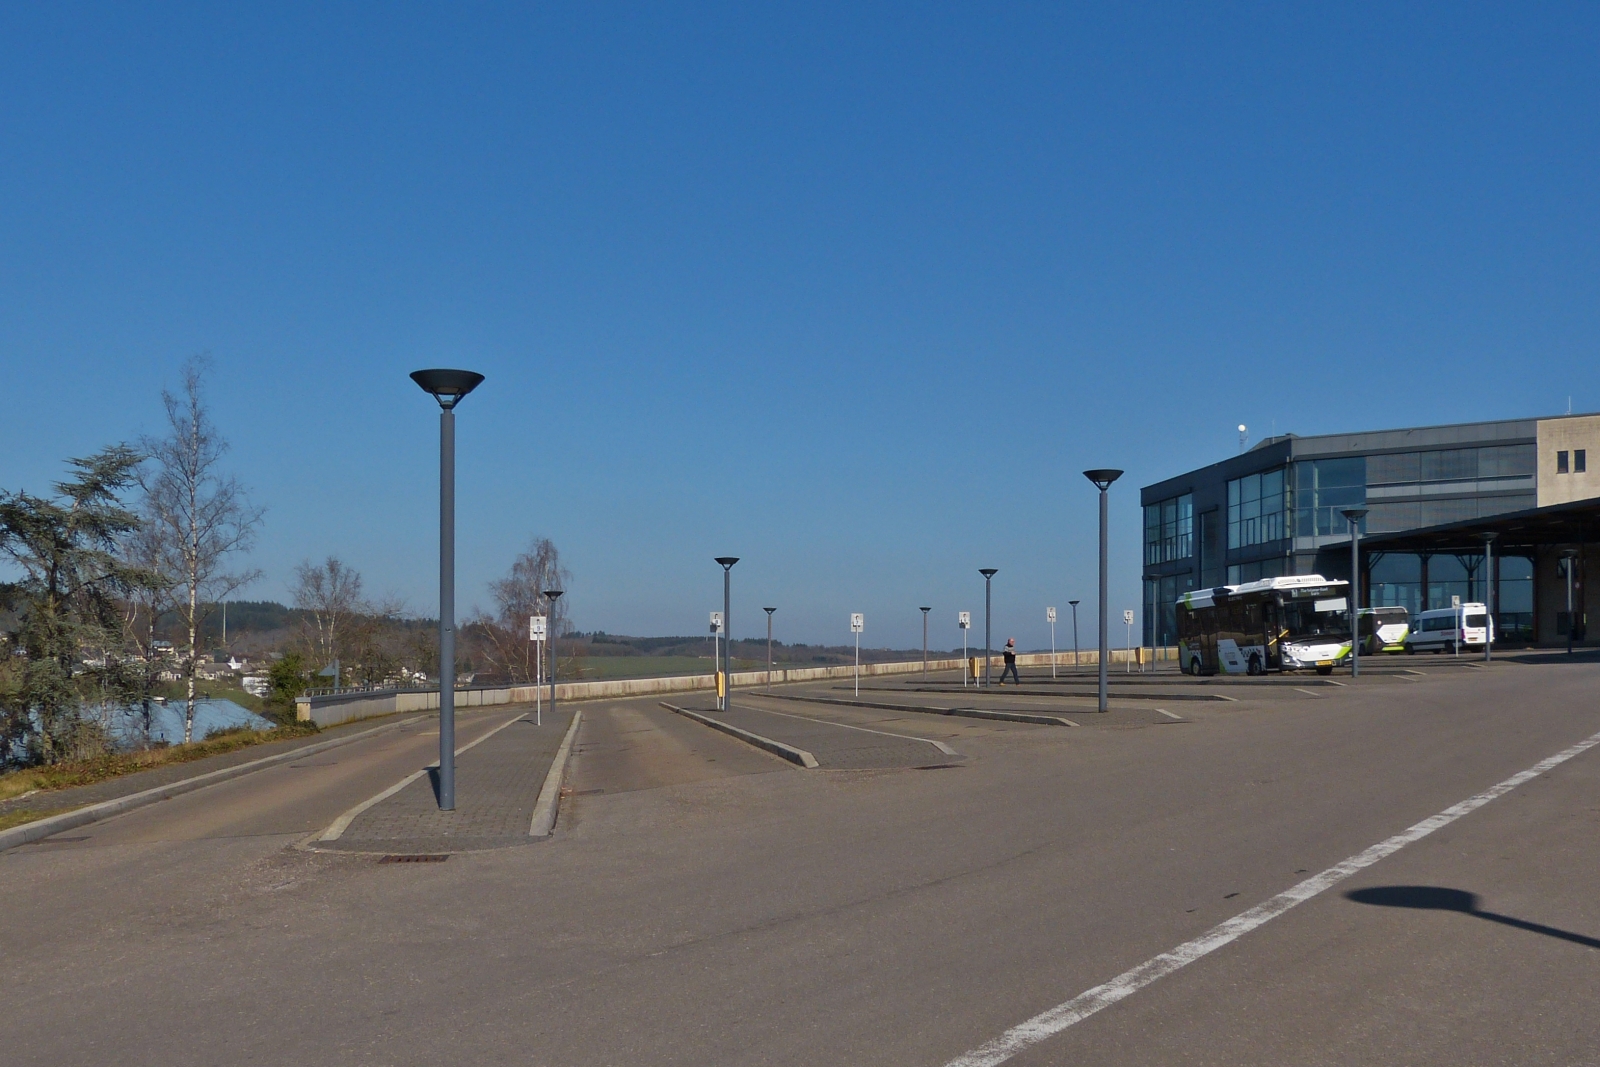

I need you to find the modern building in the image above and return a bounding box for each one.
[1141,413,1600,647]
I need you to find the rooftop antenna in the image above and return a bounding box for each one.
[1568,396,1573,415]
[1238,424,1248,452]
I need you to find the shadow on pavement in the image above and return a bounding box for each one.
[1346,885,1600,950]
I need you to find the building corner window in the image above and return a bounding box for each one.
[1557,450,1569,474]
[1577,449,1588,473]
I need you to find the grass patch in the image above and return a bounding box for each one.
[0,806,78,832]
[0,720,320,803]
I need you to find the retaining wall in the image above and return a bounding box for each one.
[295,647,1179,727]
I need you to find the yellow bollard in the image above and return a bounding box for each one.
[716,671,726,699]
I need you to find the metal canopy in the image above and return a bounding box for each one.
[1361,495,1600,555]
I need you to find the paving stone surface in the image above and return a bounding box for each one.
[322,708,575,853]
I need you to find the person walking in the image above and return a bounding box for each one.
[1000,637,1021,685]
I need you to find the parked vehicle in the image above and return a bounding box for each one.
[1359,606,1411,654]
[1406,604,1494,653]
[1177,575,1354,676]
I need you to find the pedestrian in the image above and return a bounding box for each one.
[1000,637,1020,685]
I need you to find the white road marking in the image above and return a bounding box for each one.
[317,708,531,842]
[1292,688,1323,698]
[736,702,959,755]
[1155,709,1184,721]
[942,725,1600,1067]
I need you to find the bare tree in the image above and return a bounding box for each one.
[292,557,364,678]
[473,538,572,683]
[140,358,263,743]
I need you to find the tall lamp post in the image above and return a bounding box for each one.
[1563,549,1578,655]
[1341,508,1369,678]
[1481,533,1497,663]
[920,606,932,679]
[1069,599,1080,672]
[1047,606,1057,679]
[714,558,739,711]
[979,569,998,688]
[410,368,485,811]
[543,589,564,721]
[1083,470,1123,713]
[764,606,776,688]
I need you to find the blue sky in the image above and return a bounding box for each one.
[4,3,1598,650]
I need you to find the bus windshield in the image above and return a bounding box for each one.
[1281,598,1350,641]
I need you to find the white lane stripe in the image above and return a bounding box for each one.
[317,708,531,842]
[943,726,1600,1067]
[735,702,959,756]
[1155,709,1184,721]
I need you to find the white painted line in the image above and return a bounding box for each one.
[530,709,583,837]
[942,725,1600,1067]
[1403,669,1427,676]
[736,702,959,756]
[1292,688,1323,698]
[317,708,531,842]
[1155,709,1184,721]
[1323,679,1347,686]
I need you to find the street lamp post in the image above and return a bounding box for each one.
[410,368,485,811]
[544,589,563,722]
[1481,533,1497,663]
[715,558,739,710]
[1069,600,1080,672]
[1563,549,1578,655]
[764,606,776,688]
[1083,470,1123,713]
[979,569,998,688]
[1342,508,1369,678]
[920,607,931,680]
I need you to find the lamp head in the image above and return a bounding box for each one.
[1069,599,1080,606]
[1480,532,1498,544]
[1083,469,1124,491]
[543,589,564,601]
[979,568,998,578]
[715,556,740,569]
[410,369,485,410]
[920,606,931,613]
[1341,507,1369,522]
[763,606,776,615]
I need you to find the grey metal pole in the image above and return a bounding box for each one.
[1566,550,1577,655]
[765,607,775,689]
[1084,470,1122,714]
[545,589,563,723]
[921,607,931,680]
[980,569,997,688]
[1342,508,1368,678]
[715,559,738,710]
[1482,533,1496,663]
[438,408,456,810]
[1070,600,1080,672]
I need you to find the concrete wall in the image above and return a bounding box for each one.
[295,648,1179,727]
[1536,415,1600,507]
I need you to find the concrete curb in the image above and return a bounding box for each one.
[659,702,820,768]
[0,715,427,854]
[530,709,583,838]
[763,693,1080,728]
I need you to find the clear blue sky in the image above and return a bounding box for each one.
[4,3,1598,650]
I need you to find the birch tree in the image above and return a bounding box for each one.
[474,538,572,683]
[291,556,363,677]
[140,358,263,743]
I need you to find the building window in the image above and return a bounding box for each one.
[1558,450,1569,473]
[1292,457,1367,537]
[1578,449,1588,473]
[1227,468,1286,549]
[1143,493,1193,565]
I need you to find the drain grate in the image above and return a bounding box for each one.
[379,854,449,864]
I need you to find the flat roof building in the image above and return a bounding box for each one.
[1141,413,1600,648]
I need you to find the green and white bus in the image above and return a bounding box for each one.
[1177,574,1359,676]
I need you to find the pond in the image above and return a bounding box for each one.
[115,698,277,746]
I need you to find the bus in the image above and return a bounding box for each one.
[1359,606,1411,654]
[1176,574,1362,676]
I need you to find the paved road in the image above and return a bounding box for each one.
[4,661,1599,1065]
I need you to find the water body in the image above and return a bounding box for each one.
[116,699,276,746]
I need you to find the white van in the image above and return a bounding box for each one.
[1407,604,1494,653]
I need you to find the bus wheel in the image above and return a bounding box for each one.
[1190,657,1202,676]
[1247,654,1263,676]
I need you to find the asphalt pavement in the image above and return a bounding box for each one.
[3,658,1599,1065]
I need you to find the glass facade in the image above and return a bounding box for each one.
[1293,457,1367,537]
[1227,469,1286,549]
[1226,558,1287,585]
[1143,494,1193,565]
[1144,572,1196,647]
[1366,551,1533,639]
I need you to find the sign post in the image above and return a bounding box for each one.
[959,612,971,687]
[710,612,724,703]
[1123,609,1136,673]
[1047,606,1057,679]
[529,615,547,725]
[1452,595,1461,658]
[850,613,864,697]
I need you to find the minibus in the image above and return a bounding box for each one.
[1407,604,1493,653]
